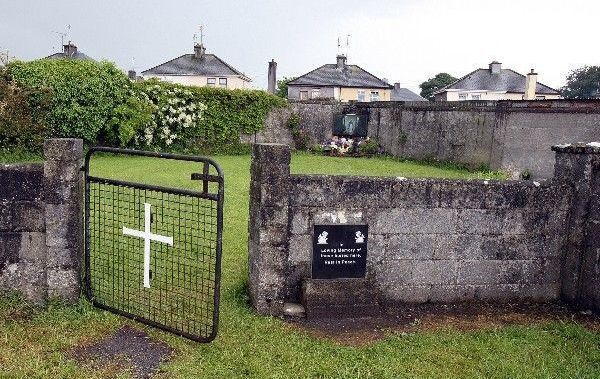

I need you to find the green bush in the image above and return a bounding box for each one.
[0,69,51,152]
[134,80,286,151]
[358,138,378,155]
[2,62,286,152]
[6,59,131,143]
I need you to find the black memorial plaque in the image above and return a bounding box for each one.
[312,224,368,279]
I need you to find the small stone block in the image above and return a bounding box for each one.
[283,302,306,318]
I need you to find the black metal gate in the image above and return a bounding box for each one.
[84,147,223,342]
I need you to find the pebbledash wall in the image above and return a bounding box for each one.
[248,142,600,317]
[244,100,600,179]
[0,139,83,305]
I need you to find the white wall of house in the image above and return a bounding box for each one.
[436,90,561,102]
[142,74,251,89]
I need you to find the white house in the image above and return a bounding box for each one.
[141,43,251,89]
[434,61,561,101]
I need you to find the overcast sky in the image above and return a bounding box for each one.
[1,0,598,93]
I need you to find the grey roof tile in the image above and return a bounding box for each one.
[141,53,249,79]
[288,64,392,88]
[436,68,559,95]
[44,51,95,61]
[391,87,428,101]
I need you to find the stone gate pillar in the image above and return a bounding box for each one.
[248,143,291,315]
[553,142,600,312]
[44,138,84,303]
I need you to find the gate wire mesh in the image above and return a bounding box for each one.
[84,148,223,342]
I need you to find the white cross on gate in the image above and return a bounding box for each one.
[123,203,173,288]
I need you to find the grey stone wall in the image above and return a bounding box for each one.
[0,163,46,304]
[552,143,600,312]
[287,86,335,101]
[0,138,83,305]
[252,100,600,179]
[248,142,600,317]
[248,143,291,315]
[44,139,83,302]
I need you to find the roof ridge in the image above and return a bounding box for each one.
[210,54,251,81]
[433,69,479,95]
[505,68,559,93]
[141,53,190,74]
[288,64,329,85]
[349,64,393,88]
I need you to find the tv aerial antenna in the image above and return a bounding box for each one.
[53,25,71,48]
[194,24,204,45]
[345,34,351,58]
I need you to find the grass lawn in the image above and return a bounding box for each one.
[1,152,599,378]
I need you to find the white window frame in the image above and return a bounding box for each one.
[357,90,366,102]
[299,90,308,100]
[535,95,546,100]
[207,77,216,87]
[370,91,380,102]
[311,89,320,99]
[458,93,467,101]
[471,94,481,100]
[219,78,227,88]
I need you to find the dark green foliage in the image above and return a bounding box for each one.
[358,138,378,155]
[0,69,51,152]
[419,73,458,101]
[286,112,311,150]
[276,76,297,98]
[6,59,131,143]
[561,66,600,99]
[398,130,408,145]
[1,61,284,152]
[106,94,154,147]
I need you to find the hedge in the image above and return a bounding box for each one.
[3,60,286,153]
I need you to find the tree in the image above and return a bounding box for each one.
[276,76,297,98]
[561,66,600,99]
[419,73,457,101]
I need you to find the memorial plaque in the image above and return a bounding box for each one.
[312,224,368,279]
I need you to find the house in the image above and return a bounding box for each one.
[287,54,392,102]
[391,83,428,101]
[44,42,95,61]
[433,61,561,101]
[141,43,251,89]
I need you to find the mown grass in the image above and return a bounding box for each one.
[1,153,598,378]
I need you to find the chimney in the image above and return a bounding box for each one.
[336,54,347,69]
[128,70,136,81]
[194,43,206,59]
[489,61,502,74]
[63,41,77,58]
[267,59,277,94]
[394,82,401,90]
[524,68,538,100]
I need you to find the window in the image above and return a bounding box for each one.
[311,89,320,99]
[299,91,308,100]
[357,90,366,102]
[535,95,546,100]
[458,93,467,101]
[219,78,227,88]
[370,91,380,102]
[207,78,216,87]
[471,94,481,100]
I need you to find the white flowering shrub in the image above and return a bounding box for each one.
[133,84,207,149]
[127,79,285,153]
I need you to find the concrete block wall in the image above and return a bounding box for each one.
[286,177,570,306]
[552,143,600,312]
[0,138,83,305]
[0,163,47,304]
[252,100,600,179]
[248,142,600,316]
